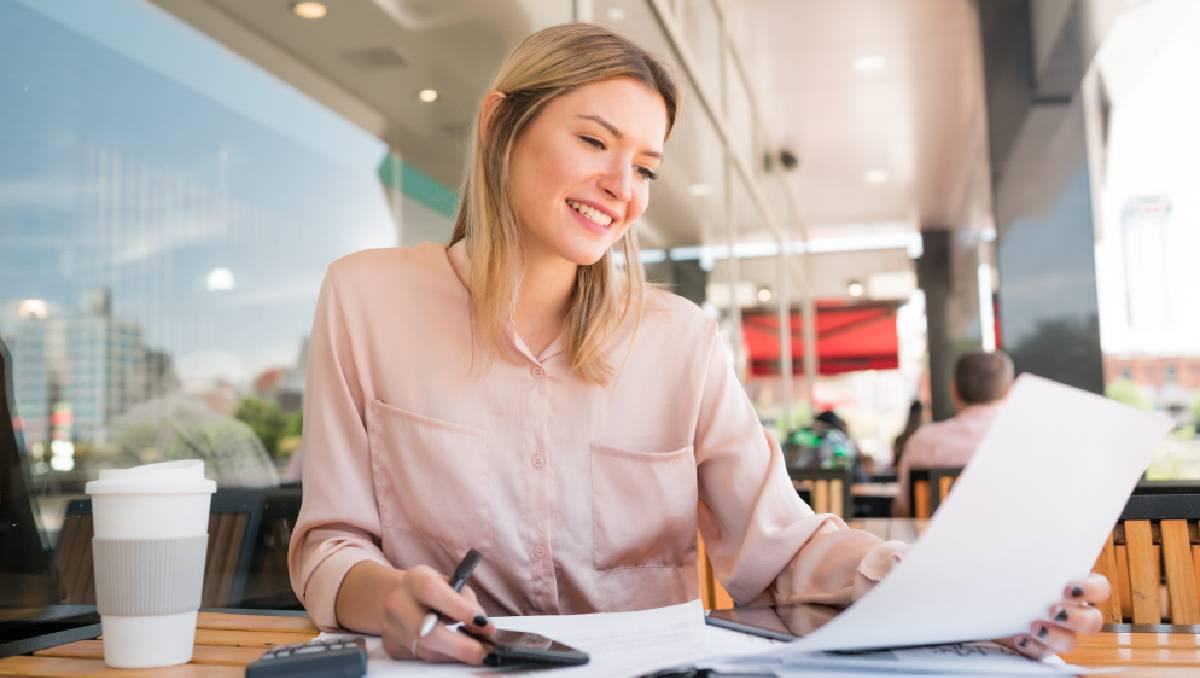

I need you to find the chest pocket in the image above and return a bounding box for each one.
[590,442,698,569]
[367,399,492,553]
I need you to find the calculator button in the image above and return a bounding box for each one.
[295,645,324,654]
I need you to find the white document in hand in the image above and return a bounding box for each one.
[775,374,1172,653]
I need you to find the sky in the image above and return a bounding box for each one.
[1,0,398,389]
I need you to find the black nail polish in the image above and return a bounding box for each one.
[1071,586,1084,598]
[1037,626,1049,639]
[1018,638,1029,648]
[1055,609,1068,622]
[473,614,488,627]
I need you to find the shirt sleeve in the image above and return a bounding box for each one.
[693,323,900,607]
[287,264,390,631]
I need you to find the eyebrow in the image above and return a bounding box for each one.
[576,114,662,159]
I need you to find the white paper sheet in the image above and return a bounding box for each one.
[766,374,1172,654]
[321,600,717,677]
[709,640,1119,675]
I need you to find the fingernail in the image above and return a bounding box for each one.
[1037,626,1049,639]
[1018,638,1029,648]
[1055,609,1069,622]
[1071,586,1084,598]
[473,614,488,627]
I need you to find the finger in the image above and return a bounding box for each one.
[412,633,477,662]
[1029,620,1076,655]
[1064,574,1111,605]
[1001,634,1054,660]
[459,586,495,637]
[408,568,487,630]
[381,632,457,663]
[418,624,489,665]
[1045,602,1103,635]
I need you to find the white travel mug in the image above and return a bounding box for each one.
[85,459,216,668]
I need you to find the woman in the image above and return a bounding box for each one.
[892,399,924,469]
[287,23,1107,665]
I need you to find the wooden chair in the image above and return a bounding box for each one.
[54,488,266,609]
[697,533,733,610]
[907,467,963,519]
[788,467,854,517]
[1091,488,1200,625]
[237,485,302,610]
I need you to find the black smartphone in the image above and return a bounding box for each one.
[459,628,589,667]
[705,603,841,642]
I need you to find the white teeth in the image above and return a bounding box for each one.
[567,200,613,228]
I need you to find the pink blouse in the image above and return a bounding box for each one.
[288,242,903,631]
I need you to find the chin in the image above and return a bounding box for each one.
[556,242,610,266]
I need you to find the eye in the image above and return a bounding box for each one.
[579,135,606,150]
[637,166,658,181]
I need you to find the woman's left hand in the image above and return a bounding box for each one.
[1002,574,1110,659]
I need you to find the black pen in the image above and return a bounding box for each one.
[418,548,482,638]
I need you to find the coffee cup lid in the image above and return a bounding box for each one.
[86,459,217,495]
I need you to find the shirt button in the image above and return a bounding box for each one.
[532,545,546,559]
[531,454,546,469]
[530,365,545,379]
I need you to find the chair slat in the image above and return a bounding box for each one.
[696,535,714,610]
[937,476,955,504]
[813,481,830,515]
[1161,520,1200,624]
[913,480,931,519]
[829,479,844,517]
[1115,543,1133,621]
[1092,533,1123,623]
[1126,520,1161,624]
[216,515,248,606]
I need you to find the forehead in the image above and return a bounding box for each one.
[545,77,668,147]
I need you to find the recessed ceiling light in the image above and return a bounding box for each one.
[688,183,713,197]
[607,8,626,21]
[418,89,438,103]
[757,286,773,303]
[864,169,890,184]
[853,55,886,73]
[291,2,327,19]
[847,280,865,297]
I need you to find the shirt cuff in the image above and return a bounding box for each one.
[856,540,910,583]
[301,546,391,632]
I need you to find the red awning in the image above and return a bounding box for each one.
[741,301,900,376]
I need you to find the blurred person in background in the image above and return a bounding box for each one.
[891,398,924,469]
[893,351,1014,517]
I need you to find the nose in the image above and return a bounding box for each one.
[598,160,633,203]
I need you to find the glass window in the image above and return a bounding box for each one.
[1091,2,1200,477]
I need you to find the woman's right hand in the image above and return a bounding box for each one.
[379,565,494,663]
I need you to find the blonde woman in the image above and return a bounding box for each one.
[288,23,1107,665]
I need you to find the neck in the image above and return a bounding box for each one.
[515,244,578,339]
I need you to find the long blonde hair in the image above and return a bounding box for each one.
[449,23,678,385]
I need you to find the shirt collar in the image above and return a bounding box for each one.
[444,239,565,365]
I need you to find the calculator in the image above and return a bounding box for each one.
[245,637,367,678]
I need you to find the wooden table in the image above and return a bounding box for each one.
[0,612,318,677]
[3,611,1199,676]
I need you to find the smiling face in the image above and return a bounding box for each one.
[506,77,668,267]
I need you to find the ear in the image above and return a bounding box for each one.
[477,91,507,144]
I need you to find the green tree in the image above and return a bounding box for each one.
[234,398,288,457]
[1106,377,1152,411]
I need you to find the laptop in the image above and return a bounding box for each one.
[0,337,101,657]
